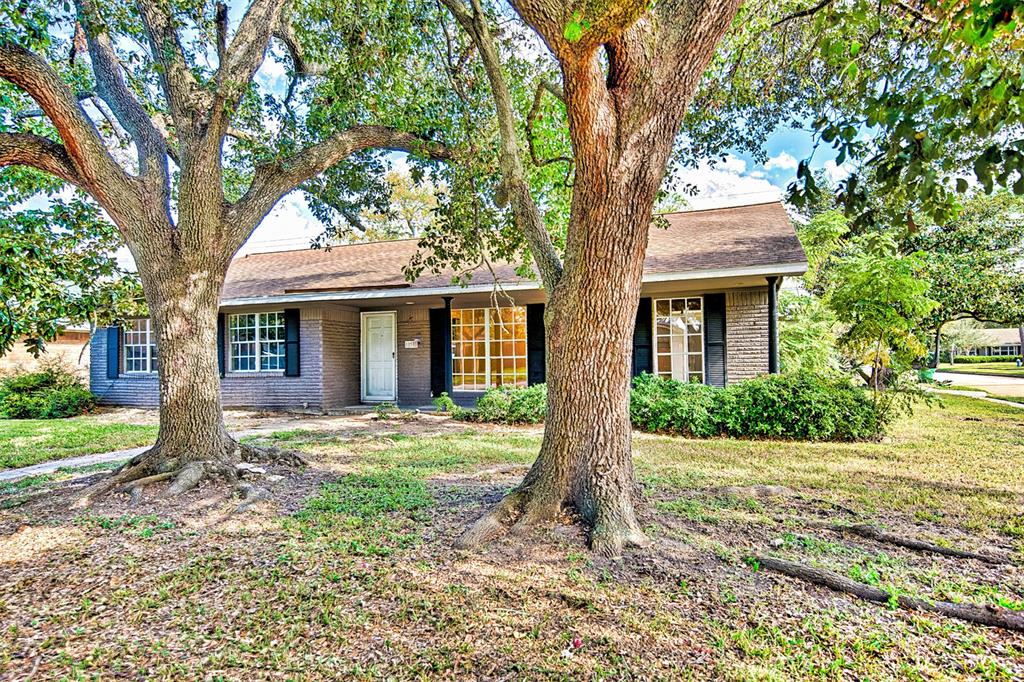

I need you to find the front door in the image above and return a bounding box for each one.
[362,312,396,401]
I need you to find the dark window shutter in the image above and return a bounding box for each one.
[217,313,226,377]
[106,326,120,379]
[429,308,447,396]
[526,303,546,385]
[284,308,300,377]
[704,293,727,387]
[631,298,653,377]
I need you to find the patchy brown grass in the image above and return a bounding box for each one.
[0,396,1022,680]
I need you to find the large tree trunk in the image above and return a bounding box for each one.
[93,233,250,497]
[458,158,664,556]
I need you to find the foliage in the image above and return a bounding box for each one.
[953,355,1021,364]
[719,373,888,441]
[432,392,459,414]
[465,374,891,441]
[827,233,937,385]
[465,384,547,425]
[779,291,841,376]
[0,360,94,419]
[906,191,1024,330]
[629,374,723,438]
[0,175,143,357]
[795,210,850,293]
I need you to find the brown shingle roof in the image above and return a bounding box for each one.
[222,201,805,301]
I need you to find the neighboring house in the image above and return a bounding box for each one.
[959,328,1023,358]
[2,325,92,377]
[90,202,807,411]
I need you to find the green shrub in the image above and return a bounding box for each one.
[717,372,882,441]
[629,373,723,437]
[952,355,1020,363]
[0,361,95,419]
[467,384,547,425]
[461,373,887,441]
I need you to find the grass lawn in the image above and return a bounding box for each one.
[0,416,158,470]
[1,396,1022,679]
[942,361,1024,378]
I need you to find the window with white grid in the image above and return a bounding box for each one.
[123,319,157,374]
[654,297,704,384]
[451,307,528,391]
[229,312,285,372]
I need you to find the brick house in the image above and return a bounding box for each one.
[89,202,807,411]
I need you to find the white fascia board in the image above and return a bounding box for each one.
[219,261,808,308]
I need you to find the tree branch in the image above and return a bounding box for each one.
[771,0,835,29]
[439,0,564,291]
[0,42,136,209]
[228,126,451,245]
[0,133,83,187]
[76,0,169,187]
[134,0,211,142]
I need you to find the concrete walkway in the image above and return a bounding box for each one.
[0,425,287,483]
[927,387,1024,410]
[934,370,1024,398]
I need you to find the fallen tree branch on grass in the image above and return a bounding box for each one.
[832,523,1008,565]
[750,554,1024,633]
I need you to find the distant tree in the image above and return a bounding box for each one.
[905,191,1024,364]
[354,171,440,241]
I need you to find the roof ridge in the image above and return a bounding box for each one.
[654,200,783,218]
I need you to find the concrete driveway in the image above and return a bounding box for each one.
[934,371,1024,398]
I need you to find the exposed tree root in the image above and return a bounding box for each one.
[74,439,305,508]
[456,487,647,557]
[831,523,1009,565]
[232,481,270,515]
[751,554,1024,633]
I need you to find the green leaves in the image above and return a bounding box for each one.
[563,12,590,43]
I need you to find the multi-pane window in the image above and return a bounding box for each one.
[229,312,285,372]
[654,297,704,384]
[123,319,157,373]
[451,307,528,390]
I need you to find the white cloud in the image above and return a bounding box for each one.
[667,157,783,210]
[764,151,798,171]
[819,159,854,184]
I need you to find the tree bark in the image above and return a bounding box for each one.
[1018,325,1023,361]
[458,149,670,556]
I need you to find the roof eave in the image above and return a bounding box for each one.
[220,261,809,308]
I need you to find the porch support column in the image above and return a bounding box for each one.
[443,296,454,395]
[767,276,779,374]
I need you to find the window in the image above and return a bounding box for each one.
[451,307,528,390]
[654,297,704,384]
[229,312,285,372]
[123,319,157,374]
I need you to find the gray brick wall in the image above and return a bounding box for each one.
[396,306,432,407]
[90,330,160,407]
[725,287,769,383]
[321,307,361,409]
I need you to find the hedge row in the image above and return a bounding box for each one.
[952,355,1020,364]
[452,372,889,441]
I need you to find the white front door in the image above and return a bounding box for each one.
[361,312,396,401]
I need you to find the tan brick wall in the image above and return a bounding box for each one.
[1,332,91,377]
[725,287,769,384]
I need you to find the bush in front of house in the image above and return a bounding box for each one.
[629,373,723,438]
[465,383,547,425]
[0,362,95,419]
[952,355,1020,363]
[461,373,886,441]
[715,372,883,441]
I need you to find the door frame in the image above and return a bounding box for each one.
[360,311,398,402]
